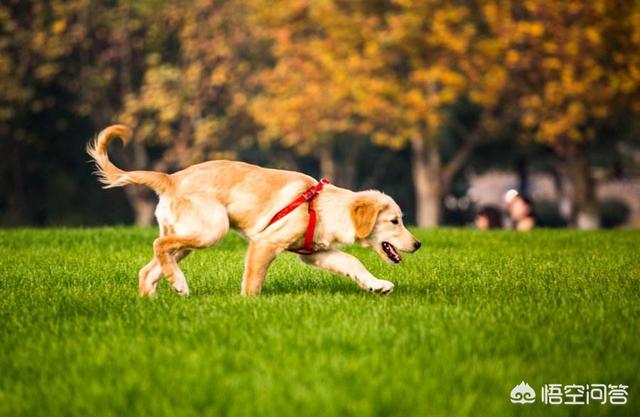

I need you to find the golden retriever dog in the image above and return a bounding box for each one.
[88,125,421,296]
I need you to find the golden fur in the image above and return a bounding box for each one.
[88,124,421,296]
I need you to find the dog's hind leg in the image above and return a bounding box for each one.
[154,197,229,296]
[139,250,190,297]
[139,219,191,297]
[139,257,160,297]
[153,238,201,295]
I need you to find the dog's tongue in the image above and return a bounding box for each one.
[382,242,402,263]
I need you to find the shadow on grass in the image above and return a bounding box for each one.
[194,279,449,298]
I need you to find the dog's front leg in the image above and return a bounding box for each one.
[300,250,395,294]
[241,241,281,296]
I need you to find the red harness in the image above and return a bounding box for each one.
[267,178,330,254]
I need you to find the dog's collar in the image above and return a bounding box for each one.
[267,178,330,254]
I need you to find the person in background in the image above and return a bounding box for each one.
[474,206,504,229]
[504,189,536,231]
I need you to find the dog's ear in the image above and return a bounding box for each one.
[351,197,385,239]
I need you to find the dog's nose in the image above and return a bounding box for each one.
[413,240,422,251]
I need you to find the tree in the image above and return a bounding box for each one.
[115,0,266,224]
[480,0,640,228]
[0,0,88,223]
[251,1,493,226]
[69,0,171,225]
[1,0,181,225]
[361,0,476,227]
[250,0,377,188]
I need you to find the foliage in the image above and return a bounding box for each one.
[119,0,267,168]
[250,1,374,153]
[250,0,476,150]
[0,0,639,226]
[479,0,640,149]
[0,0,82,125]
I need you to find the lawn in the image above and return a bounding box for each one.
[0,228,638,417]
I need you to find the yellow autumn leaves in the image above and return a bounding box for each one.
[3,0,639,157]
[249,0,640,153]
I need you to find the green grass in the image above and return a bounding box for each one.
[0,228,638,417]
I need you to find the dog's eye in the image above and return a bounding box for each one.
[391,219,399,225]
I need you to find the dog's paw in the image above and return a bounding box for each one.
[139,286,157,298]
[172,281,190,296]
[365,279,395,295]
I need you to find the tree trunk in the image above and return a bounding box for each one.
[338,139,358,190]
[410,134,441,228]
[516,157,529,195]
[123,138,157,226]
[439,134,479,198]
[317,140,358,188]
[5,131,30,224]
[317,142,337,182]
[118,6,157,227]
[124,186,157,226]
[562,143,599,229]
[440,117,490,198]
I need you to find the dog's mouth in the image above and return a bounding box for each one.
[382,241,402,264]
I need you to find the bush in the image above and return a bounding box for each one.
[599,198,631,228]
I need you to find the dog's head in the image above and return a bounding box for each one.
[350,191,421,264]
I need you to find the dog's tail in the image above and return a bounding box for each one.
[87,124,173,195]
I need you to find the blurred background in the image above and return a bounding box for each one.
[1,0,639,229]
